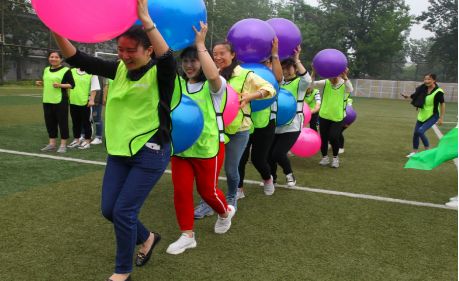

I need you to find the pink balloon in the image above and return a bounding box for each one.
[223,84,240,126]
[303,105,312,127]
[291,128,321,158]
[31,0,137,43]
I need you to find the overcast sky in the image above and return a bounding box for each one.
[303,0,434,39]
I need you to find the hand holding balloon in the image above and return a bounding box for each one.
[137,0,152,26]
[271,37,279,57]
[192,21,208,47]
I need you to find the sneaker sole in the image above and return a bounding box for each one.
[166,241,197,255]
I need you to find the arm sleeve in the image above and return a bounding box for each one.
[314,92,322,104]
[62,69,75,89]
[210,76,227,111]
[90,75,101,91]
[66,50,118,80]
[244,72,276,98]
[344,79,354,93]
[310,79,326,92]
[298,72,312,94]
[435,92,445,104]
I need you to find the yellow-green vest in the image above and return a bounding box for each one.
[42,66,69,104]
[225,68,252,135]
[319,79,346,122]
[104,62,160,156]
[69,69,91,106]
[418,87,443,122]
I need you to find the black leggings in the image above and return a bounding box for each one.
[310,112,319,132]
[70,104,92,139]
[339,126,348,149]
[238,119,276,187]
[319,117,344,157]
[268,131,301,181]
[43,102,69,139]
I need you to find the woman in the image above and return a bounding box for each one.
[67,68,100,149]
[167,22,235,255]
[304,87,321,132]
[36,51,74,153]
[194,40,276,218]
[405,73,446,157]
[238,37,283,198]
[311,67,353,168]
[268,46,312,187]
[52,1,176,280]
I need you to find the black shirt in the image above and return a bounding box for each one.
[66,49,177,146]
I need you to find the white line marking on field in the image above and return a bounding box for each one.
[0,148,456,211]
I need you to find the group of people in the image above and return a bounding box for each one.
[41,1,356,280]
[36,56,107,153]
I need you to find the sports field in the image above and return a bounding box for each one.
[0,86,457,281]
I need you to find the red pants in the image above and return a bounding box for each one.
[171,143,228,231]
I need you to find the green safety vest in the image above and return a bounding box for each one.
[42,66,69,104]
[279,77,303,126]
[104,62,160,156]
[345,92,353,106]
[418,87,443,122]
[305,89,319,110]
[176,77,225,158]
[69,69,92,106]
[225,68,252,135]
[319,79,346,122]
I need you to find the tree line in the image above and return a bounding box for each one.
[1,0,457,82]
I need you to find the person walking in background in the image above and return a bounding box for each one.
[67,68,100,149]
[52,0,176,279]
[90,75,105,145]
[311,66,353,168]
[36,51,74,153]
[403,73,446,158]
[237,37,283,199]
[268,45,311,187]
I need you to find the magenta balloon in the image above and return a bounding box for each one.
[302,105,312,127]
[290,128,321,158]
[312,49,348,78]
[227,19,276,63]
[32,0,137,43]
[223,84,240,126]
[266,18,302,60]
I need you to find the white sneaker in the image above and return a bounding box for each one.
[319,156,330,166]
[57,146,67,153]
[90,137,103,145]
[78,141,91,150]
[338,148,345,154]
[166,233,197,255]
[331,157,340,168]
[41,144,56,152]
[285,173,296,187]
[214,205,236,234]
[67,139,80,148]
[449,196,458,202]
[263,176,275,195]
[406,152,416,158]
[236,188,245,200]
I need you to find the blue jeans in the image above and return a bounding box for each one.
[413,114,439,149]
[224,130,250,208]
[92,104,103,138]
[101,142,170,274]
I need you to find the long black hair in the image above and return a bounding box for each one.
[180,46,206,83]
[213,41,239,81]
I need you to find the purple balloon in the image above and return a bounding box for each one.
[266,18,302,60]
[227,18,275,63]
[344,105,357,125]
[312,49,348,78]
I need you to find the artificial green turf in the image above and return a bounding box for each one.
[0,88,457,280]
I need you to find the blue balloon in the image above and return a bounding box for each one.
[136,0,207,51]
[240,63,279,112]
[276,88,297,127]
[171,95,204,154]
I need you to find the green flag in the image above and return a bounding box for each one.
[405,127,458,170]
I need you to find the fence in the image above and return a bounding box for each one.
[352,79,458,102]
